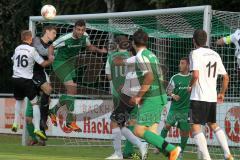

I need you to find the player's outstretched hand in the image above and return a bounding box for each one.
[217,93,225,104]
[172,94,180,101]
[48,54,55,62]
[129,96,142,106]
[100,47,108,53]
[216,38,224,46]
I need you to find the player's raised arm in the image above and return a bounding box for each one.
[33,49,53,67]
[114,55,136,66]
[105,56,112,81]
[87,43,107,54]
[216,30,239,46]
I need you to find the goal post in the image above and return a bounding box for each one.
[25,5,240,159]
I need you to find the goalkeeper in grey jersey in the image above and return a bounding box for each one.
[25,26,57,145]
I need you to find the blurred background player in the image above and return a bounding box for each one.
[11,30,53,140]
[129,29,181,160]
[25,26,57,145]
[49,20,107,131]
[189,29,233,160]
[216,29,240,75]
[105,36,148,160]
[158,57,191,159]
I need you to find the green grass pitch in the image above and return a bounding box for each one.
[0,134,197,160]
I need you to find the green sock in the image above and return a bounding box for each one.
[143,130,176,153]
[180,136,189,151]
[58,94,75,124]
[50,105,58,114]
[160,127,168,139]
[26,123,38,141]
[123,126,134,155]
[66,113,74,124]
[59,94,75,111]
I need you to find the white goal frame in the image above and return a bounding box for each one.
[24,5,212,146]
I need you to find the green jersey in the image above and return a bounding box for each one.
[135,49,167,104]
[53,33,90,61]
[167,73,191,111]
[105,51,130,97]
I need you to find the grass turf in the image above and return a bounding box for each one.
[1,134,236,160]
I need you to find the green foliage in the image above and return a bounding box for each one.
[1,0,240,92]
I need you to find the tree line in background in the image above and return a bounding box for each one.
[0,0,239,93]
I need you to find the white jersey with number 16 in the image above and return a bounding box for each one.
[12,44,44,79]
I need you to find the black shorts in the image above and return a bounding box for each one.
[110,94,135,127]
[189,100,216,125]
[32,71,49,88]
[12,77,38,101]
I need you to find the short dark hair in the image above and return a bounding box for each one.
[42,25,57,35]
[74,20,86,27]
[180,57,189,64]
[193,29,207,47]
[115,35,129,50]
[133,29,148,47]
[21,30,32,41]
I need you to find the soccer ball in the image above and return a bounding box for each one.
[41,5,56,20]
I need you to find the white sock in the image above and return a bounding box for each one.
[121,127,143,149]
[13,100,23,125]
[32,105,41,131]
[214,127,231,158]
[193,132,211,160]
[112,127,122,156]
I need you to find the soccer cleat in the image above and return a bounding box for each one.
[11,123,18,132]
[123,152,133,159]
[168,146,181,160]
[152,148,160,154]
[123,153,141,159]
[140,142,148,160]
[105,153,123,159]
[37,140,46,146]
[178,151,183,160]
[34,130,47,140]
[49,113,57,126]
[27,140,38,146]
[66,121,82,132]
[225,154,234,160]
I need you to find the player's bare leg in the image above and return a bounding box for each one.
[208,123,233,160]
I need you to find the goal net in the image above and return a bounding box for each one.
[27,5,239,159]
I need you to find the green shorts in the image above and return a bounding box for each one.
[166,109,190,131]
[52,60,76,83]
[25,101,33,117]
[137,96,166,127]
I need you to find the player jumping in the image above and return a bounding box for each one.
[25,26,57,145]
[11,30,53,140]
[49,20,107,131]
